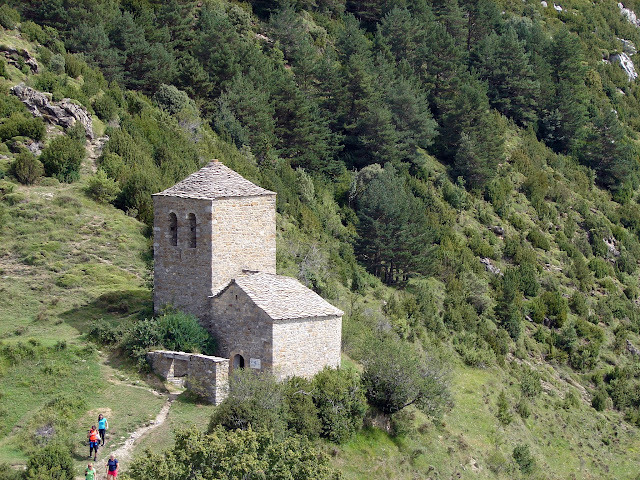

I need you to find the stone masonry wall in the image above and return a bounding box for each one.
[209,284,273,370]
[271,315,342,379]
[147,350,229,405]
[153,196,213,320]
[210,196,276,289]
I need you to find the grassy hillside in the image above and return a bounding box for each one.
[2,1,640,479]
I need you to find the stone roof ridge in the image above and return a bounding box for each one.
[153,161,276,200]
[233,271,344,320]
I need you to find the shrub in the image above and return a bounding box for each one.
[0,5,19,30]
[512,444,535,474]
[496,390,512,425]
[155,311,215,354]
[0,114,46,142]
[284,376,321,439]
[312,367,367,443]
[153,84,196,115]
[209,369,285,434]
[0,59,6,79]
[516,398,531,418]
[519,365,542,398]
[527,228,550,250]
[541,290,568,328]
[0,95,27,118]
[20,21,46,44]
[63,53,86,79]
[361,333,450,415]
[519,262,539,297]
[12,151,43,185]
[93,95,118,121]
[25,444,73,480]
[40,136,84,183]
[85,169,120,203]
[126,426,340,480]
[591,389,609,411]
[589,257,612,279]
[49,54,65,74]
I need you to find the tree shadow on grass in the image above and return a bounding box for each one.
[61,289,153,335]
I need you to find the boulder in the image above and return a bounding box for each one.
[610,52,638,81]
[10,83,94,139]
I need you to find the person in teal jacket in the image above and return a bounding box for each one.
[98,414,108,446]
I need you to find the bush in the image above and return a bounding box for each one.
[0,5,19,30]
[85,169,120,203]
[312,367,367,443]
[25,444,73,480]
[63,53,87,79]
[12,151,43,185]
[361,333,450,416]
[93,95,118,121]
[512,444,535,475]
[589,257,613,279]
[50,54,65,74]
[519,365,542,398]
[20,21,46,43]
[209,369,285,434]
[284,376,321,439]
[40,136,84,183]
[155,311,215,354]
[496,390,512,425]
[591,389,609,411]
[153,84,196,115]
[126,426,340,480]
[519,262,539,297]
[527,228,550,250]
[0,114,46,142]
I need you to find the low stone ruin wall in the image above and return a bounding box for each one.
[147,350,229,405]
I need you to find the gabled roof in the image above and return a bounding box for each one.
[153,161,275,200]
[212,272,344,320]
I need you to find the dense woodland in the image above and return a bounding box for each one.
[2,0,640,478]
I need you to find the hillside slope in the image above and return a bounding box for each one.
[2,1,640,479]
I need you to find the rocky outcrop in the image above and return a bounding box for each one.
[10,83,94,139]
[619,3,640,28]
[610,52,638,81]
[481,257,502,276]
[1,47,39,73]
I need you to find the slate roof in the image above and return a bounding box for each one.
[153,161,275,200]
[212,272,344,320]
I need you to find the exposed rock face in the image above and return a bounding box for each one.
[10,83,94,139]
[619,2,640,28]
[627,340,640,357]
[610,52,638,81]
[604,237,620,257]
[481,257,501,275]
[1,47,39,73]
[619,38,637,55]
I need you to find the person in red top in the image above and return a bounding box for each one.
[87,425,100,461]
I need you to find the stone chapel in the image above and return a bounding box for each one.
[152,161,343,379]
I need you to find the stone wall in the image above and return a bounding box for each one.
[272,315,342,379]
[147,350,229,405]
[153,196,213,320]
[210,196,276,289]
[209,283,273,370]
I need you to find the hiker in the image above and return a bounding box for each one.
[106,454,118,478]
[88,425,100,461]
[85,462,98,480]
[98,414,109,446]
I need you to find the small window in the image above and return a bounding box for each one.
[188,213,196,248]
[169,213,177,246]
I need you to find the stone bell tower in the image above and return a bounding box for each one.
[152,161,276,320]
